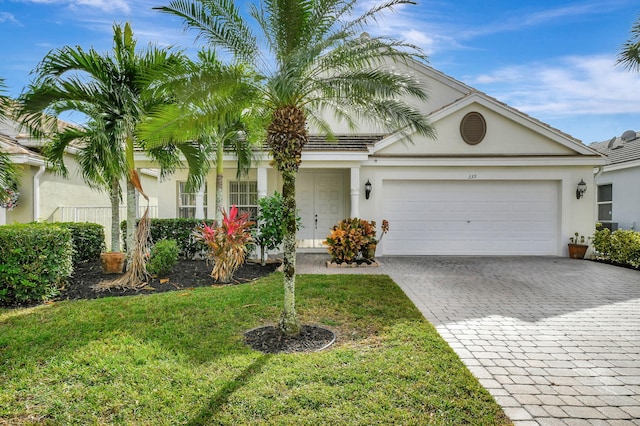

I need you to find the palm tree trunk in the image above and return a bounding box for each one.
[109,177,120,252]
[215,142,224,223]
[278,169,301,335]
[126,179,136,264]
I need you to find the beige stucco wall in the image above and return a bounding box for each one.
[377,103,576,156]
[4,154,158,225]
[5,164,35,224]
[358,163,597,257]
[157,161,280,219]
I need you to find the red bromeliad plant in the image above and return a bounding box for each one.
[193,205,254,283]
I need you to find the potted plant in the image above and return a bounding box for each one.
[568,232,589,259]
[100,251,126,274]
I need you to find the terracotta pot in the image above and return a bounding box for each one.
[100,252,126,274]
[568,244,588,259]
[365,244,377,260]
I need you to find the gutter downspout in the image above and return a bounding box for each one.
[33,165,45,222]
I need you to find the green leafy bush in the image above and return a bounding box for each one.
[324,218,388,263]
[0,223,73,305]
[592,227,640,268]
[56,222,105,264]
[147,239,179,277]
[122,218,214,259]
[253,192,287,265]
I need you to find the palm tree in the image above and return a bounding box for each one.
[157,0,436,335]
[20,23,206,286]
[138,50,261,223]
[0,78,20,201]
[618,15,640,71]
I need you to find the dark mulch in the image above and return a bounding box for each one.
[57,259,281,301]
[244,325,336,354]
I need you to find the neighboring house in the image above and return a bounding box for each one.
[138,60,605,257]
[590,130,640,231]
[0,118,158,241]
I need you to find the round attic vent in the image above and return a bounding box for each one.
[460,112,486,145]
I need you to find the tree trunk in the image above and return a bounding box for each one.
[278,169,300,335]
[126,179,136,265]
[215,142,224,223]
[109,177,121,252]
[267,105,308,337]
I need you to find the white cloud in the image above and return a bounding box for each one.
[0,12,21,25]
[21,0,130,14]
[468,55,640,117]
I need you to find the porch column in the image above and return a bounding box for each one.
[0,207,5,225]
[257,167,268,199]
[350,167,360,218]
[195,184,205,219]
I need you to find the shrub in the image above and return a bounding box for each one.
[0,223,73,305]
[253,192,290,265]
[56,222,105,264]
[194,206,254,283]
[592,226,612,257]
[147,239,180,277]
[592,227,640,269]
[122,218,214,259]
[324,218,388,263]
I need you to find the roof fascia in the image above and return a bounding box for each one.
[427,92,603,157]
[602,158,640,172]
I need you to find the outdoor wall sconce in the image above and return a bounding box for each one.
[576,179,587,199]
[365,179,372,200]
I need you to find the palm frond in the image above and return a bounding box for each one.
[155,0,258,62]
[617,15,640,72]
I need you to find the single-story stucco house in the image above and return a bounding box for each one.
[0,118,158,240]
[590,130,640,231]
[135,60,605,257]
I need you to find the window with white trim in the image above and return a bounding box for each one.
[178,182,207,218]
[229,180,258,221]
[597,184,612,224]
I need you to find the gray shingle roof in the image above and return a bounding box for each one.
[304,134,386,151]
[589,131,640,165]
[260,134,386,152]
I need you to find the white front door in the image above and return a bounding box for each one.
[296,171,345,248]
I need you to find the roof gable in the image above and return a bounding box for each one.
[371,92,602,158]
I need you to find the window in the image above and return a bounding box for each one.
[178,182,207,218]
[229,180,258,221]
[597,184,612,223]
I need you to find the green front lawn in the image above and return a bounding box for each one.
[0,273,511,425]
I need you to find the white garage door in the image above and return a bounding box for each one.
[381,180,559,255]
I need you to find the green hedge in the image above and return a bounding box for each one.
[56,222,105,264]
[0,223,73,305]
[592,227,640,268]
[122,218,214,259]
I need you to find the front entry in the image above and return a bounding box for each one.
[296,171,345,248]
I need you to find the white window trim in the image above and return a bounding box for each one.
[178,181,208,219]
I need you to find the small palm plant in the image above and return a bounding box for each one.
[194,205,254,283]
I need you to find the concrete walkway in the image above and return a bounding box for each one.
[297,254,640,425]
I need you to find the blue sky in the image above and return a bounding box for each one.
[0,0,638,144]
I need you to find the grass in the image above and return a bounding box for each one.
[0,273,511,425]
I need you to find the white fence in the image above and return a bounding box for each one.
[49,205,159,246]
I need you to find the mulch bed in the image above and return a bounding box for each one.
[244,325,336,354]
[57,259,281,301]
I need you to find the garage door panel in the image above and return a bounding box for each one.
[382,180,559,255]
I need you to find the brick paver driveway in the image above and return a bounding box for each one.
[298,255,640,425]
